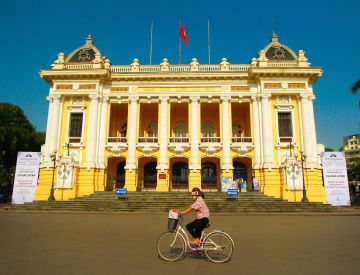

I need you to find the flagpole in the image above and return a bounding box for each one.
[179,21,182,64]
[208,19,211,64]
[150,20,154,65]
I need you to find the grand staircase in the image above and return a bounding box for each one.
[1,191,356,213]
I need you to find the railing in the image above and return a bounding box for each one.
[138,137,158,143]
[201,137,221,143]
[110,64,251,73]
[169,137,189,143]
[279,136,294,143]
[232,136,253,143]
[107,137,127,143]
[65,64,94,70]
[267,62,298,67]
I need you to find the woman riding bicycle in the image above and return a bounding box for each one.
[175,187,210,246]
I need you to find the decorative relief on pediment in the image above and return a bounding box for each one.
[56,84,73,90]
[264,83,281,89]
[79,84,96,90]
[110,87,129,92]
[231,86,250,91]
[288,83,305,89]
[71,97,85,105]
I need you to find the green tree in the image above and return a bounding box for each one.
[325,147,334,152]
[0,103,45,199]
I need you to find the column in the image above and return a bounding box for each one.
[125,96,138,191]
[157,96,169,191]
[44,95,53,157]
[125,96,138,170]
[189,96,201,170]
[158,96,169,170]
[221,96,232,171]
[251,96,261,168]
[48,94,62,156]
[86,95,100,166]
[300,94,316,165]
[260,94,274,168]
[97,96,109,168]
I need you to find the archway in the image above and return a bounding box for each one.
[106,157,126,191]
[143,161,157,190]
[171,161,188,191]
[201,161,218,191]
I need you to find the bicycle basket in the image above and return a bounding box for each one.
[168,210,179,231]
[168,218,179,231]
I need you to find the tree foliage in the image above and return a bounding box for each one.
[0,103,45,187]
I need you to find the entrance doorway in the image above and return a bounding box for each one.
[143,161,157,190]
[171,162,188,191]
[201,161,218,191]
[115,161,126,188]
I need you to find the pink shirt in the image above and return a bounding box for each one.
[191,197,210,219]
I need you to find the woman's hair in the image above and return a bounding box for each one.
[191,187,205,198]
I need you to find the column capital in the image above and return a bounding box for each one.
[129,96,139,102]
[159,96,169,102]
[50,94,62,101]
[89,94,100,101]
[220,96,231,102]
[251,95,259,102]
[299,93,311,100]
[189,96,200,102]
[101,96,109,103]
[260,93,271,99]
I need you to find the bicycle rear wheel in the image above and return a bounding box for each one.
[204,231,234,263]
[157,231,185,261]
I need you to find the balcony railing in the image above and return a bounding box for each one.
[169,137,189,143]
[107,137,127,143]
[232,136,252,143]
[201,137,221,143]
[138,137,158,143]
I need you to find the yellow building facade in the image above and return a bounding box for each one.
[35,34,326,203]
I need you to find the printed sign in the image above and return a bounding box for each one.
[322,152,350,206]
[12,152,40,204]
[221,177,233,192]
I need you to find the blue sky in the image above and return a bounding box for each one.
[0,0,359,150]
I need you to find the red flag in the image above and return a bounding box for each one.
[179,22,188,46]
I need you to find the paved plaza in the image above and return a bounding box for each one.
[0,212,359,275]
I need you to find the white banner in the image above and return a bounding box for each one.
[322,152,350,206]
[12,152,40,204]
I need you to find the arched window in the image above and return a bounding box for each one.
[147,122,158,137]
[202,121,215,137]
[175,121,187,137]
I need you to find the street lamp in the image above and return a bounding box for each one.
[48,151,57,201]
[300,149,309,202]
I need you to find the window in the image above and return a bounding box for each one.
[69,113,83,143]
[278,112,293,143]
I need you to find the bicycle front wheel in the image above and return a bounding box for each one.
[157,231,185,261]
[204,231,234,263]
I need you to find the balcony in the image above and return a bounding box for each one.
[137,136,159,156]
[168,136,190,157]
[199,135,221,157]
[231,136,253,156]
[106,136,127,156]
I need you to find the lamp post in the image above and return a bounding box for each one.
[48,151,57,201]
[300,150,309,202]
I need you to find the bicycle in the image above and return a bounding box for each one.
[157,213,234,263]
